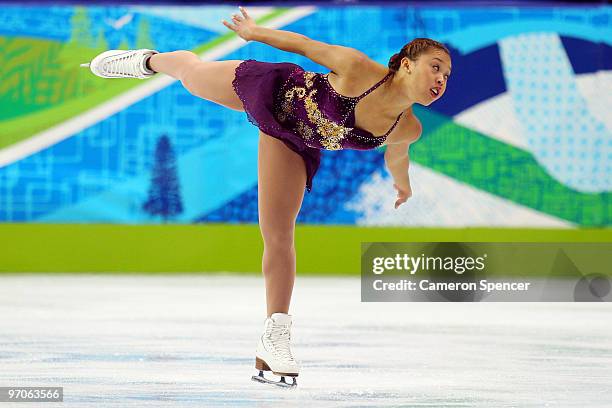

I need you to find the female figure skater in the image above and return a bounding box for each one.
[82,6,451,388]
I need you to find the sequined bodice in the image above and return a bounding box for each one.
[273,67,403,151]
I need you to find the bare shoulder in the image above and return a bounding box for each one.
[326,55,389,97]
[348,53,386,75]
[385,108,422,145]
[343,54,387,80]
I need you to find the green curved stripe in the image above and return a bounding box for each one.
[0,8,290,151]
[411,107,611,227]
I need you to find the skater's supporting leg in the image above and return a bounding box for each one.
[149,51,245,111]
[257,132,306,317]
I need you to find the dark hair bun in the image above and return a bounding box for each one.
[388,53,401,70]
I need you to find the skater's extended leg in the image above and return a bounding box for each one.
[148,50,200,79]
[149,51,245,111]
[84,49,245,111]
[257,132,307,317]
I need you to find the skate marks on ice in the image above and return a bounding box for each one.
[1,275,611,407]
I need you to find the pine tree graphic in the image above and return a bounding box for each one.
[143,135,184,222]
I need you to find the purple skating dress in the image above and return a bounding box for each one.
[232,59,403,192]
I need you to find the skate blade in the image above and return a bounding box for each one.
[251,372,297,388]
[80,63,90,68]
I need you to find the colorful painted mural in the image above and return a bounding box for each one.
[0,5,610,227]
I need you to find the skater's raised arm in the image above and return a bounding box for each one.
[259,29,367,75]
[222,7,367,75]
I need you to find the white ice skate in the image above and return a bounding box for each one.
[80,49,158,79]
[251,313,300,388]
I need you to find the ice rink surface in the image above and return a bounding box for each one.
[1,274,611,407]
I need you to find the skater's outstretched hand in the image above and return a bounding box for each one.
[222,6,258,41]
[393,183,412,209]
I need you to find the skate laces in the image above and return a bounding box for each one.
[103,52,145,77]
[267,323,295,362]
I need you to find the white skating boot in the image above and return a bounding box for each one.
[80,49,158,79]
[251,313,300,388]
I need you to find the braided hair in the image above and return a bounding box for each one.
[388,38,450,73]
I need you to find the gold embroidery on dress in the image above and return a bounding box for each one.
[296,120,315,142]
[281,71,353,150]
[304,71,315,88]
[285,87,306,100]
[281,100,292,114]
[303,91,350,150]
[277,99,292,122]
[303,72,352,150]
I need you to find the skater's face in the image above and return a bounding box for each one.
[401,49,451,106]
